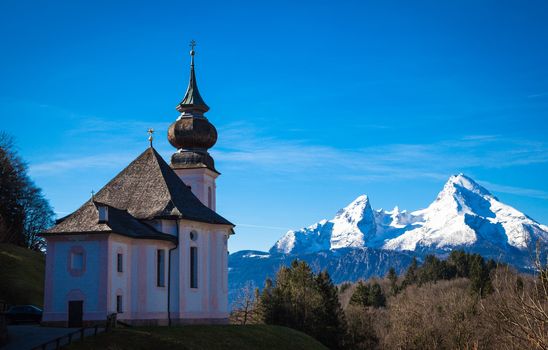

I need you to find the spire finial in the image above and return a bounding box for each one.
[148,128,155,147]
[91,190,95,200]
[189,40,196,66]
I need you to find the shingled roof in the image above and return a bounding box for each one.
[45,201,176,242]
[45,147,232,237]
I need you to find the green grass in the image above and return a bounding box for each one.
[66,325,328,350]
[0,243,45,307]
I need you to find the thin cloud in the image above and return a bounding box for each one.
[214,125,548,179]
[235,223,291,231]
[30,152,133,174]
[29,119,548,201]
[478,181,548,200]
[527,92,548,98]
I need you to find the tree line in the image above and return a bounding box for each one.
[0,132,54,250]
[231,250,548,349]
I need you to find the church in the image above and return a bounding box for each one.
[41,43,234,327]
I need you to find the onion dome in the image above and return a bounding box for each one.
[168,117,217,150]
[168,41,219,173]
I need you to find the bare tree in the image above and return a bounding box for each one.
[230,282,260,325]
[481,253,548,350]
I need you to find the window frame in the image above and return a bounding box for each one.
[117,253,123,273]
[116,295,123,313]
[190,246,198,289]
[157,249,166,287]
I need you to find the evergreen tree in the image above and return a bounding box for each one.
[350,282,370,307]
[449,250,469,277]
[258,260,349,349]
[0,132,54,250]
[314,271,348,349]
[387,267,399,295]
[469,254,492,295]
[350,281,386,308]
[368,282,386,308]
[403,256,418,287]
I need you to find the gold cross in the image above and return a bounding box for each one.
[189,40,196,51]
[147,128,155,147]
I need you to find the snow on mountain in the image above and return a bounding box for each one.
[381,174,548,257]
[270,173,548,263]
[271,195,376,254]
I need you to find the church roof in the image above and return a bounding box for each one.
[92,147,231,224]
[45,147,232,238]
[45,201,176,242]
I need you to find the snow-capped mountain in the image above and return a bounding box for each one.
[270,174,548,262]
[228,174,548,304]
[271,195,376,254]
[380,174,548,258]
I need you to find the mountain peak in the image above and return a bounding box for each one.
[444,173,492,197]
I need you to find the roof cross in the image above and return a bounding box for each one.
[148,128,155,147]
[189,40,196,51]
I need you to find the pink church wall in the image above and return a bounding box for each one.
[176,220,230,321]
[42,234,108,324]
[43,220,230,326]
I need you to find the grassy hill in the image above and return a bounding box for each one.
[66,325,328,350]
[0,243,45,307]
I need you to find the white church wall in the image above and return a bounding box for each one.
[173,168,218,210]
[177,220,231,319]
[43,236,108,324]
[128,240,175,320]
[168,244,180,316]
[109,236,131,320]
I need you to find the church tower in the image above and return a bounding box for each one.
[168,42,219,210]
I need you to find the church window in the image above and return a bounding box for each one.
[208,187,212,209]
[190,247,198,288]
[157,249,165,287]
[190,231,198,241]
[98,205,108,223]
[117,253,123,272]
[116,295,123,313]
[71,252,83,270]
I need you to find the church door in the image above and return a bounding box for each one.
[68,300,83,327]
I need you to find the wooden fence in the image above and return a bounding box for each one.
[32,313,117,350]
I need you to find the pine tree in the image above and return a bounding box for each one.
[368,282,386,308]
[258,260,349,349]
[350,282,371,307]
[387,267,399,295]
[315,271,348,349]
[403,256,418,287]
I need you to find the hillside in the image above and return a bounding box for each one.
[66,325,328,350]
[0,243,45,307]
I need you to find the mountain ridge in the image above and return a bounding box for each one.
[271,173,548,262]
[229,174,548,304]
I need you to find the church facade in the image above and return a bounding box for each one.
[41,45,234,327]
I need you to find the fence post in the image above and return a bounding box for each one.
[81,328,85,341]
[95,324,98,335]
[55,337,60,350]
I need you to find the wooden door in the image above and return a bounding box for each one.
[68,300,83,327]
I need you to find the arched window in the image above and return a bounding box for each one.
[208,186,212,209]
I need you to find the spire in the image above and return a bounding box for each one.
[176,40,209,115]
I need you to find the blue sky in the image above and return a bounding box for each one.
[1,1,548,252]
